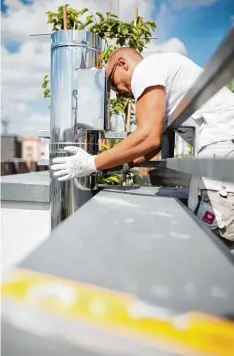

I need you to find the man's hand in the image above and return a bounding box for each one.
[50,146,97,181]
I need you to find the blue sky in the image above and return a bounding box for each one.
[155,0,234,66]
[1,0,234,136]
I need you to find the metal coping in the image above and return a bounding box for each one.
[138,158,234,183]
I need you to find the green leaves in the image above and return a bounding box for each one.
[96,12,104,20]
[227,81,234,92]
[42,74,49,88]
[99,143,108,153]
[98,174,121,185]
[47,6,91,31]
[45,5,156,62]
[145,19,157,30]
[42,75,50,98]
[110,98,127,116]
[80,8,89,16]
[44,89,51,99]
[98,143,121,184]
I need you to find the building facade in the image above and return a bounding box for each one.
[1,135,22,160]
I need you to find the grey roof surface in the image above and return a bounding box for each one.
[2,185,234,356]
[20,187,234,317]
[1,171,50,203]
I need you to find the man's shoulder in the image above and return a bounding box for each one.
[143,52,188,65]
[134,53,190,75]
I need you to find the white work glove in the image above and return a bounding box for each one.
[50,146,97,181]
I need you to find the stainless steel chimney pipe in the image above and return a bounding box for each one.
[50,30,104,229]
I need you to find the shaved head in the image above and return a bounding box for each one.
[106,47,142,72]
[106,47,143,98]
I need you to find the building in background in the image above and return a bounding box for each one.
[1,136,49,176]
[38,136,49,160]
[21,137,38,162]
[1,135,26,175]
[1,135,22,160]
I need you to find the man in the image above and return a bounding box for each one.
[51,48,234,243]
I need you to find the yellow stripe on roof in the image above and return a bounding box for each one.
[2,267,234,356]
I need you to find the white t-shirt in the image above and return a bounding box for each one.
[131,52,234,150]
[131,53,234,192]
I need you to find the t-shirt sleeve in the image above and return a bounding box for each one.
[131,58,166,101]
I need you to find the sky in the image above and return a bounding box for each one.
[1,0,234,137]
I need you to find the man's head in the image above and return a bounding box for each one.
[105,47,143,98]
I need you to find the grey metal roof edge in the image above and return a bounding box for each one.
[1,181,50,203]
[1,172,50,203]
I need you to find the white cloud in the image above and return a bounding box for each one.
[14,103,30,113]
[143,37,187,57]
[2,0,187,136]
[159,37,187,55]
[142,2,188,56]
[17,113,50,137]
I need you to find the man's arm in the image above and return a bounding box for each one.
[94,85,166,170]
[129,147,161,167]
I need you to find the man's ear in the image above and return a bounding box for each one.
[118,57,128,70]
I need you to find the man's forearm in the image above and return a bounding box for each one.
[94,129,160,170]
[129,147,161,167]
